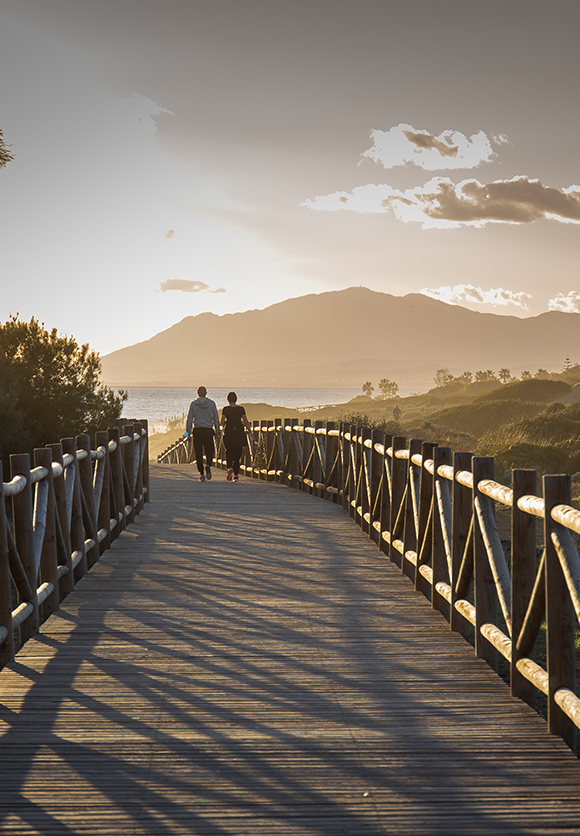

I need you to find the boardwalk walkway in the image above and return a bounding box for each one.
[1,464,580,835]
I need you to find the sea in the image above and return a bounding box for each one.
[120,386,365,433]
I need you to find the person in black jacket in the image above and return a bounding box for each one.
[220,391,251,481]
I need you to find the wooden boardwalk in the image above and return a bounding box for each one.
[1,464,580,835]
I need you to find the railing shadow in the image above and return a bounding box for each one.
[4,467,576,833]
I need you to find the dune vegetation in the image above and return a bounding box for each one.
[304,367,580,493]
[152,365,580,502]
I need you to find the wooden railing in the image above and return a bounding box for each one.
[0,421,149,670]
[160,419,580,752]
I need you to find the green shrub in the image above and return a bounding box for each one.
[0,316,126,467]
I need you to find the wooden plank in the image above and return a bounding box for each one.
[0,463,579,835]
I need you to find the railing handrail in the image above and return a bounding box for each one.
[0,420,150,669]
[2,430,145,498]
[159,418,580,752]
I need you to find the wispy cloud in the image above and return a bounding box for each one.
[361,123,505,171]
[158,279,226,294]
[421,284,532,310]
[164,229,175,239]
[304,176,580,228]
[126,93,173,134]
[548,291,580,313]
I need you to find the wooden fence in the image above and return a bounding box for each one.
[160,419,580,752]
[0,421,149,670]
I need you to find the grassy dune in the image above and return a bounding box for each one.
[150,377,580,495]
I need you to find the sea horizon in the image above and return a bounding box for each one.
[120,386,379,433]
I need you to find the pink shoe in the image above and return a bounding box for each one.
[233,475,239,482]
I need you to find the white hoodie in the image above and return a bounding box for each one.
[186,396,220,434]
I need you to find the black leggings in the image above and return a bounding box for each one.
[226,445,244,476]
[193,427,215,474]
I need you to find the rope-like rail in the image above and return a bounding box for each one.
[160,418,580,752]
[0,421,150,669]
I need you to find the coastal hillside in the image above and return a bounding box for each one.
[100,287,580,389]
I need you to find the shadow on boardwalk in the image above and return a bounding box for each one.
[1,463,580,835]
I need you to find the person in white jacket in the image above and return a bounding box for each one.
[184,386,220,481]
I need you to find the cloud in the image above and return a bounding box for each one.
[158,279,226,294]
[164,229,175,239]
[421,284,532,310]
[124,93,173,134]
[304,176,580,228]
[361,123,505,171]
[303,184,396,213]
[548,291,580,313]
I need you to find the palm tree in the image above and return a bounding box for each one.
[378,378,399,399]
[475,369,497,382]
[433,368,454,387]
[362,381,374,397]
[0,129,14,169]
[498,368,512,384]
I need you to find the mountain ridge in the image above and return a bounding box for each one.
[100,287,580,389]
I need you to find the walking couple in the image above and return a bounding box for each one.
[184,387,251,482]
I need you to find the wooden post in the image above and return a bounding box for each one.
[122,424,136,523]
[257,420,266,480]
[47,442,75,598]
[252,420,260,479]
[431,446,452,616]
[76,434,99,568]
[339,422,350,511]
[61,437,88,582]
[369,429,384,544]
[273,418,282,482]
[10,453,39,643]
[349,425,362,522]
[544,474,576,750]
[95,430,112,554]
[265,420,274,480]
[324,422,337,503]
[472,456,497,668]
[301,419,312,493]
[389,436,407,568]
[378,434,393,557]
[451,451,472,639]
[511,469,537,707]
[0,461,15,666]
[279,418,289,485]
[312,421,324,498]
[108,426,126,539]
[33,448,60,619]
[132,421,144,512]
[359,427,370,533]
[417,441,437,581]
[403,438,422,582]
[141,419,150,503]
[186,431,195,465]
[285,419,298,487]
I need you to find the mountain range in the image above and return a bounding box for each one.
[100,287,580,390]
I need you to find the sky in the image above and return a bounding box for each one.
[1,0,580,356]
